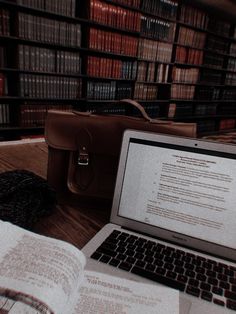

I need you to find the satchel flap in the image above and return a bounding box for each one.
[45,110,126,155]
[45,110,197,155]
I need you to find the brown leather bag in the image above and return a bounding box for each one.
[45,99,196,200]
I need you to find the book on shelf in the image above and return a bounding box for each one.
[197,120,216,133]
[172,66,199,84]
[225,73,236,86]
[19,103,73,127]
[178,27,206,49]
[171,84,195,100]
[140,15,176,42]
[0,73,7,96]
[88,28,138,56]
[14,0,76,17]
[180,4,209,29]
[203,52,224,69]
[195,86,220,100]
[206,35,228,54]
[207,18,231,37]
[134,83,158,100]
[141,0,178,19]
[138,38,173,63]
[175,46,204,65]
[219,118,236,131]
[19,74,82,99]
[0,8,10,36]
[0,104,10,126]
[18,45,81,74]
[0,220,178,314]
[230,42,236,56]
[222,89,236,100]
[168,102,193,118]
[200,69,222,85]
[87,56,137,79]
[194,103,217,116]
[227,57,236,72]
[88,0,141,32]
[17,13,81,47]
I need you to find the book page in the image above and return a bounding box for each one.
[0,220,86,314]
[73,270,179,314]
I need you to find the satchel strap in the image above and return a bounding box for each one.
[73,99,171,125]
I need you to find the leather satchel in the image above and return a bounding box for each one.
[45,99,197,200]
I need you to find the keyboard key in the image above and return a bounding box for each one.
[135,260,146,268]
[91,251,102,260]
[200,282,211,291]
[177,274,188,283]
[225,290,236,301]
[126,257,136,264]
[213,299,225,307]
[212,287,223,296]
[109,258,120,267]
[201,291,213,302]
[100,255,111,263]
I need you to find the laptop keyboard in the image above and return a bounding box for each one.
[91,230,236,311]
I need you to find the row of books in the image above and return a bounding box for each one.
[195,87,220,100]
[227,58,236,72]
[175,46,204,65]
[222,89,236,100]
[89,28,138,56]
[137,62,169,83]
[18,13,81,47]
[141,0,178,19]
[0,9,9,36]
[168,103,192,118]
[0,104,10,125]
[172,67,199,84]
[87,81,132,100]
[138,39,173,62]
[87,56,137,79]
[206,36,228,54]
[219,119,236,131]
[19,74,82,98]
[0,73,7,96]
[134,83,158,100]
[18,45,81,74]
[200,69,222,85]
[14,0,76,17]
[203,53,224,69]
[140,16,175,41]
[89,0,141,31]
[171,84,195,99]
[0,46,6,67]
[208,19,231,37]
[230,43,236,56]
[178,27,206,49]
[110,0,141,9]
[225,73,236,86]
[197,120,216,133]
[19,104,73,127]
[180,4,209,30]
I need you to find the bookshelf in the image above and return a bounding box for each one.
[0,0,236,140]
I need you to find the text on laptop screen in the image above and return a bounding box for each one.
[118,138,236,250]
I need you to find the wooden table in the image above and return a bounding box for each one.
[0,139,111,249]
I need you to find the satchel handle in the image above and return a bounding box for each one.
[73,99,171,125]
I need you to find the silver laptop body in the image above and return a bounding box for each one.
[83,129,236,314]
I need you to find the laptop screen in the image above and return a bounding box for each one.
[117,135,236,251]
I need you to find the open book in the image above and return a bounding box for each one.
[0,220,179,314]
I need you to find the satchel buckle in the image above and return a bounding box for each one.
[78,147,89,166]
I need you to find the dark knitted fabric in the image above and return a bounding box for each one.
[0,170,56,229]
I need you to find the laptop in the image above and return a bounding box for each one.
[82,129,236,314]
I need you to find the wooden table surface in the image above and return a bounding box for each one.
[0,139,111,249]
